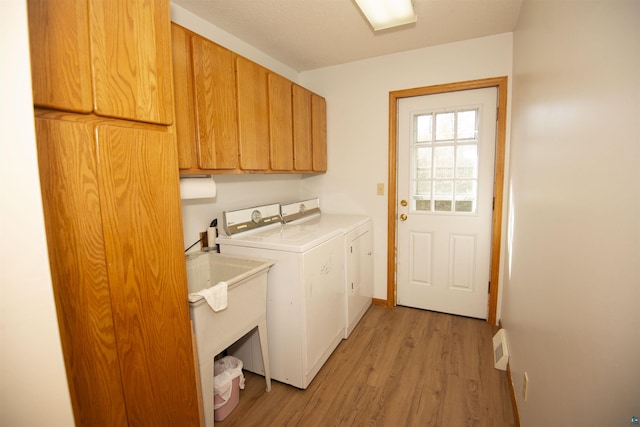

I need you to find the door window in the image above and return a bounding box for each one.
[411,108,480,214]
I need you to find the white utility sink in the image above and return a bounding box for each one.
[186,252,274,427]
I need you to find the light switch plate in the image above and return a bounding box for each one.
[376,183,384,196]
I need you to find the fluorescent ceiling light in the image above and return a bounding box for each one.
[354,0,417,31]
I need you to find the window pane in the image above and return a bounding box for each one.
[455,200,473,212]
[415,179,432,196]
[415,147,432,179]
[435,179,453,196]
[456,145,478,179]
[416,114,432,142]
[435,200,452,212]
[455,180,477,198]
[458,109,478,140]
[416,200,431,211]
[435,112,455,141]
[434,146,454,179]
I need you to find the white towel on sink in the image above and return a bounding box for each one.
[195,281,228,312]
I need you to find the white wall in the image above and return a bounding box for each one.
[300,34,513,299]
[0,1,75,426]
[503,0,640,425]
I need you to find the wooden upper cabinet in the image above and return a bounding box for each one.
[292,85,313,171]
[236,57,270,171]
[171,24,197,169]
[311,94,328,172]
[27,0,93,113]
[168,23,326,174]
[191,35,239,170]
[27,0,174,125]
[91,0,174,124]
[268,73,294,171]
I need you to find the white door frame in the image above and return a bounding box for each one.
[386,77,508,325]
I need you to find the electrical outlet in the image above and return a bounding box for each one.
[376,183,384,196]
[523,372,529,402]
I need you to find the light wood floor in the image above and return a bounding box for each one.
[217,305,516,427]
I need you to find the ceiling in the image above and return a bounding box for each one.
[172,0,523,72]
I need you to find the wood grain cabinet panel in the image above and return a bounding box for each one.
[171,24,197,169]
[268,73,294,171]
[236,57,270,170]
[27,0,174,125]
[27,0,93,113]
[90,0,174,124]
[35,113,201,426]
[35,117,128,427]
[292,84,313,171]
[96,124,199,427]
[192,35,239,170]
[312,94,328,172]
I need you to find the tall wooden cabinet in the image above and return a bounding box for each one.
[27,1,200,426]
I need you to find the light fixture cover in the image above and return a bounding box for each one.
[354,0,417,31]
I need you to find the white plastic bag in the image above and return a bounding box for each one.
[213,356,245,409]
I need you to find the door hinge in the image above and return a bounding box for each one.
[488,281,491,293]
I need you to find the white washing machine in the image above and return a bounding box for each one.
[216,199,372,389]
[217,199,345,389]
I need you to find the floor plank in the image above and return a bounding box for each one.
[215,305,516,427]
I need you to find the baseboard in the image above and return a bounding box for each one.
[506,361,521,426]
[372,298,391,307]
[498,320,520,427]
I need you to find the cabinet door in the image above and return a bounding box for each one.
[311,94,328,172]
[96,124,200,426]
[292,85,313,171]
[27,0,174,125]
[35,117,127,427]
[27,0,93,113]
[268,73,294,171]
[90,0,174,124]
[171,23,198,170]
[237,56,270,170]
[192,36,239,170]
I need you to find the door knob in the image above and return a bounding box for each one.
[400,199,408,207]
[400,214,407,221]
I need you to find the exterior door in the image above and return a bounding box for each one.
[396,87,497,319]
